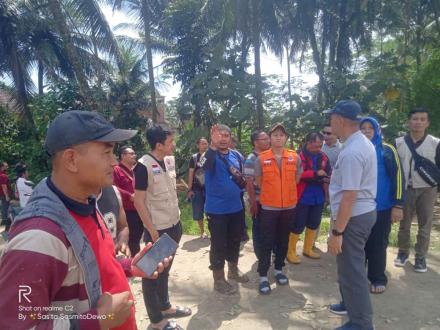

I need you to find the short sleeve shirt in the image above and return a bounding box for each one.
[189,153,204,190]
[322,141,342,169]
[243,151,260,200]
[329,131,377,219]
[16,177,34,207]
[134,154,166,191]
[0,170,11,198]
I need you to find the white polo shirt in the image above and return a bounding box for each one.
[329,131,377,219]
[16,177,34,207]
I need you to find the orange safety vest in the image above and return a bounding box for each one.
[259,149,298,208]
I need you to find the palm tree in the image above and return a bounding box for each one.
[0,1,36,130]
[106,0,168,122]
[44,0,123,109]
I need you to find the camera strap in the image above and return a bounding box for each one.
[217,150,244,186]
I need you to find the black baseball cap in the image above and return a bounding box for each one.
[323,100,362,121]
[45,110,138,156]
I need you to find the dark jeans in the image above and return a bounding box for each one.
[142,221,182,324]
[126,210,144,256]
[207,210,245,270]
[365,208,392,286]
[257,208,295,276]
[252,203,262,259]
[291,203,324,234]
[0,197,10,229]
[191,189,205,221]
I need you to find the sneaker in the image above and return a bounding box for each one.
[394,252,409,267]
[414,257,427,273]
[329,302,347,315]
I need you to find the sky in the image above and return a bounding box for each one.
[100,5,318,103]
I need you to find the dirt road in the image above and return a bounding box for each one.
[132,235,440,330]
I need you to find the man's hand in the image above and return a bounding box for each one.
[210,124,222,149]
[187,190,195,199]
[97,291,133,329]
[129,194,135,202]
[130,242,172,278]
[147,228,159,242]
[391,207,404,223]
[115,228,131,257]
[317,170,327,177]
[327,234,343,256]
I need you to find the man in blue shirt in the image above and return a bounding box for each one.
[201,124,249,295]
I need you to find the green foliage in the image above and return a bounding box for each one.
[412,50,440,136]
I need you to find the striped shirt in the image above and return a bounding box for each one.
[0,202,135,329]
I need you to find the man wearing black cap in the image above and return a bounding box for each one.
[0,111,169,330]
[324,101,377,330]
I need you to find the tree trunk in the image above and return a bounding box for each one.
[286,44,293,111]
[305,14,329,106]
[415,5,423,71]
[237,121,242,142]
[38,60,44,95]
[7,39,37,137]
[47,0,92,108]
[252,0,264,129]
[336,0,350,71]
[141,1,159,123]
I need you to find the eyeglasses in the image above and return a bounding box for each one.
[322,131,332,135]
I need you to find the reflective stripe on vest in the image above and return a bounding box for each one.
[259,149,298,208]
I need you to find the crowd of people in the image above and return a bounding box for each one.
[0,100,439,330]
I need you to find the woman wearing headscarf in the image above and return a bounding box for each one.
[360,117,405,293]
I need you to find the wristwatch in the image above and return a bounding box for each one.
[332,229,344,236]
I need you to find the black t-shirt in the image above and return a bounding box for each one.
[189,153,204,190]
[134,154,166,191]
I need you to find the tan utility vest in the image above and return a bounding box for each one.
[396,135,440,189]
[138,154,180,230]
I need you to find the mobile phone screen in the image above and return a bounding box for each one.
[134,233,178,277]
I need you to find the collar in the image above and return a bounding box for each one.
[324,140,341,148]
[147,152,166,170]
[119,162,133,174]
[342,130,363,148]
[407,133,428,146]
[47,176,96,217]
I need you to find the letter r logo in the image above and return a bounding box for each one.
[18,285,32,303]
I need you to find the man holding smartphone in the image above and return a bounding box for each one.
[0,111,170,330]
[134,124,191,330]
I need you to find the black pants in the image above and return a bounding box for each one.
[142,221,183,324]
[252,203,262,259]
[365,208,392,286]
[0,197,11,230]
[207,210,245,270]
[126,210,144,256]
[291,203,324,234]
[257,208,295,276]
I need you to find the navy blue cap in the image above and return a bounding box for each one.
[45,110,138,156]
[323,100,362,121]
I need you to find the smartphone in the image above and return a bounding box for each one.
[134,233,178,277]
